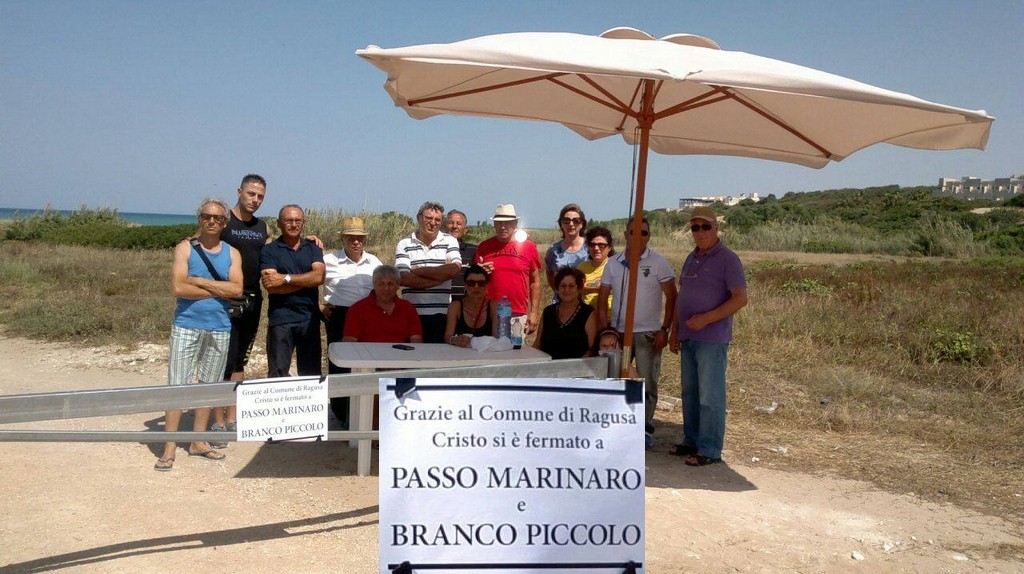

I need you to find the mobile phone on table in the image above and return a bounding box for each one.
[392,344,415,350]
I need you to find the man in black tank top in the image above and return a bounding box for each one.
[210,174,269,445]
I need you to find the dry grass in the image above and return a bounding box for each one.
[1,237,1022,528]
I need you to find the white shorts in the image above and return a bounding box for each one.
[168,325,230,386]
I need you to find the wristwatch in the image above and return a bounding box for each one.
[660,326,670,333]
[285,274,292,284]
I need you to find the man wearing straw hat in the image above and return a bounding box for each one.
[475,204,543,335]
[321,216,382,427]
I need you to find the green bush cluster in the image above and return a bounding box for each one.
[4,207,196,250]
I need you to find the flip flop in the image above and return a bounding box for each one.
[684,454,722,467]
[669,443,697,457]
[154,457,175,471]
[188,449,226,461]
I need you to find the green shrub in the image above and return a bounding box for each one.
[927,328,989,365]
[781,278,834,296]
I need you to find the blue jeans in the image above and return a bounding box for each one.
[679,339,729,459]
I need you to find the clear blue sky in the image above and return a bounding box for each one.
[2,1,1020,226]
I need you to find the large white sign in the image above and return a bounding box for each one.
[235,376,328,442]
[379,377,645,573]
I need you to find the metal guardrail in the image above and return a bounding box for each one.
[0,356,616,443]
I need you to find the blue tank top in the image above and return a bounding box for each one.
[174,244,232,331]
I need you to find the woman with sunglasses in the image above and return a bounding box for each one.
[445,264,498,347]
[576,226,614,313]
[533,267,597,359]
[544,203,589,291]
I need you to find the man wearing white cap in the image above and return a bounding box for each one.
[475,204,543,334]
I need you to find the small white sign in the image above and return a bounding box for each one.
[235,376,328,442]
[379,377,645,573]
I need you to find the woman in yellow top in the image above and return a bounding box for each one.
[577,226,613,313]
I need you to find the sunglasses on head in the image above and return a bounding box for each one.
[464,279,488,287]
[690,223,713,232]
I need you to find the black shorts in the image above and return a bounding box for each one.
[224,294,263,377]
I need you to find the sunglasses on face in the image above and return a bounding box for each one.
[560,217,582,225]
[464,279,488,287]
[628,230,650,237]
[588,242,609,249]
[199,213,227,223]
[690,223,714,232]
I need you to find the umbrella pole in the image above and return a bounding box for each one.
[620,79,655,378]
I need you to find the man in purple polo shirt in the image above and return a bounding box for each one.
[669,206,748,467]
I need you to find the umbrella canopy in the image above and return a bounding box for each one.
[358,27,991,168]
[357,28,993,374]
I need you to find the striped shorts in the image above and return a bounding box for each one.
[168,324,231,386]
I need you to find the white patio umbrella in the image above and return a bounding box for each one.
[357,27,993,375]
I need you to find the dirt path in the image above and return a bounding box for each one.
[1,335,1021,573]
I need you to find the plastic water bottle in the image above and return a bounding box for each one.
[497,296,512,341]
[510,316,524,349]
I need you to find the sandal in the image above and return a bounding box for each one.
[154,457,175,472]
[188,447,226,461]
[669,443,697,457]
[684,454,722,466]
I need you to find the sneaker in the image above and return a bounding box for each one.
[226,421,237,433]
[644,433,653,450]
[209,423,228,449]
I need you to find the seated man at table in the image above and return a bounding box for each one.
[343,265,424,344]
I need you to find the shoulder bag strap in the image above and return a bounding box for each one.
[189,239,225,281]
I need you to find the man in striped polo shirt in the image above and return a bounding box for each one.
[395,201,462,343]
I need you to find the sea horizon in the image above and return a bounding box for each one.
[0,206,195,227]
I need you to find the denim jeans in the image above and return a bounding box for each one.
[631,331,661,429]
[679,339,730,459]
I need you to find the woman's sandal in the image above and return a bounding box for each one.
[154,457,175,472]
[684,454,722,467]
[669,443,697,457]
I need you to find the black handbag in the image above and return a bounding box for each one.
[189,239,251,318]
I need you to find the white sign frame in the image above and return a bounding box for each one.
[235,376,329,442]
[379,377,646,573]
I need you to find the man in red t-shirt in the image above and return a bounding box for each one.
[343,265,423,344]
[475,204,543,333]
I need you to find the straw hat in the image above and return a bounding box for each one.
[490,204,519,221]
[341,216,368,236]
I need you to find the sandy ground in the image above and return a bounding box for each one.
[1,335,1022,573]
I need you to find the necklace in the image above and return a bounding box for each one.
[557,302,581,328]
[462,299,487,329]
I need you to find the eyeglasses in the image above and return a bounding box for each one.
[560,217,582,225]
[588,242,609,249]
[281,218,305,225]
[343,235,366,242]
[628,230,650,237]
[464,279,488,287]
[199,213,228,223]
[690,223,714,232]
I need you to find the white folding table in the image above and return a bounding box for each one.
[328,342,551,476]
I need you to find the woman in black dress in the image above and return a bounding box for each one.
[445,264,498,347]
[533,267,597,359]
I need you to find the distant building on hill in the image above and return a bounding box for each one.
[678,193,760,209]
[937,176,1022,201]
